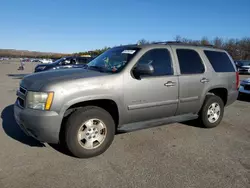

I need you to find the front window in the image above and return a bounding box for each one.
[135,49,173,76]
[87,47,140,73]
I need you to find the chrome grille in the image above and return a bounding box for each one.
[19,86,27,95]
[17,86,27,108]
[17,97,25,108]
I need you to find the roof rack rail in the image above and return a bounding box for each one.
[151,41,181,44]
[151,41,215,48]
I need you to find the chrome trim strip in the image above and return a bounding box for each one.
[128,99,178,110]
[180,96,199,103]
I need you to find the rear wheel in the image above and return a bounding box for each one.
[199,95,224,128]
[65,106,115,158]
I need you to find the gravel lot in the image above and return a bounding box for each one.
[0,61,249,188]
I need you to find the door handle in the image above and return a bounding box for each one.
[164,81,176,87]
[200,78,209,83]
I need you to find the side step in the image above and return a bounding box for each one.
[117,114,198,133]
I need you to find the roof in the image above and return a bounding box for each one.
[117,41,223,51]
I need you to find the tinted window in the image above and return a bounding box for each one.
[204,51,235,72]
[137,49,173,76]
[77,57,89,64]
[177,49,205,74]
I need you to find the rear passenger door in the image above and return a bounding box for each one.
[172,48,211,115]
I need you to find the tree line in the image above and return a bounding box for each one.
[1,37,249,60]
[74,36,250,60]
[137,36,250,60]
[74,47,110,57]
[0,49,69,59]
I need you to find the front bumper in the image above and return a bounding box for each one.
[14,101,62,143]
[239,85,250,94]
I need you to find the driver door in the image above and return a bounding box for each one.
[123,47,179,123]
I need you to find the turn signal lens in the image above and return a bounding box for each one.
[45,92,54,110]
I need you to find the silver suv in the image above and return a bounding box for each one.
[14,42,239,158]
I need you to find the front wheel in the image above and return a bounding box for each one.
[65,106,115,158]
[199,95,224,128]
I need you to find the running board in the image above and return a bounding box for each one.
[117,114,198,134]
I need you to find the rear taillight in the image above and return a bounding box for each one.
[236,71,239,89]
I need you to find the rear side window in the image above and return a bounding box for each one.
[204,51,235,72]
[176,49,205,74]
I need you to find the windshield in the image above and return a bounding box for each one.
[87,47,140,73]
[238,61,250,66]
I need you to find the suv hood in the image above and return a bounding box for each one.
[21,68,108,90]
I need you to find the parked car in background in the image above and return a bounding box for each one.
[235,60,250,74]
[239,78,250,95]
[34,56,93,72]
[22,58,31,62]
[0,57,10,61]
[15,42,238,158]
[39,59,53,64]
[31,59,42,63]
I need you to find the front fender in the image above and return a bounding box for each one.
[59,94,123,122]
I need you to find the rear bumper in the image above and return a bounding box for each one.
[14,101,62,143]
[226,90,238,106]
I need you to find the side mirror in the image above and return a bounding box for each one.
[133,64,154,76]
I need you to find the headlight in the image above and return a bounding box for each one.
[26,91,54,110]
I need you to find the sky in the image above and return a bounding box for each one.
[0,0,249,53]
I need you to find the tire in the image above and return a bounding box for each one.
[64,106,115,158]
[199,95,224,128]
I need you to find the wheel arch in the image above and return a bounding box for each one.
[59,97,121,144]
[200,86,228,108]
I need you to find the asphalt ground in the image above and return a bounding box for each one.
[0,61,249,188]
